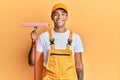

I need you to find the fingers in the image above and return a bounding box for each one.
[30,30,38,42]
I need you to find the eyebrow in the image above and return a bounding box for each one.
[52,10,67,16]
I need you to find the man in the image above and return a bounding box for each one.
[28,3,84,80]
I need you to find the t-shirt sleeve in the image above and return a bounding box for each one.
[36,35,43,53]
[74,33,84,53]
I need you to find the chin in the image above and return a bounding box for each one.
[58,25,64,28]
[55,23,65,28]
[58,23,65,27]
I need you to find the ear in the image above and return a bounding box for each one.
[51,14,54,21]
[65,14,68,21]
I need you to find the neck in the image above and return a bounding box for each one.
[54,27,67,33]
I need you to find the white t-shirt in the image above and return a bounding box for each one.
[37,29,83,66]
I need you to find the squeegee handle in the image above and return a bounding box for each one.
[34,26,38,80]
[34,40,37,80]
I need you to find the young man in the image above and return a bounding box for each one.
[28,3,84,80]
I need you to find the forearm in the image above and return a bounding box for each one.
[76,68,84,80]
[28,30,39,66]
[74,53,84,80]
[28,42,34,66]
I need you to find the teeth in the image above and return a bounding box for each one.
[57,20,62,23]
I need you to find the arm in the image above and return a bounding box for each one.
[28,43,42,66]
[28,30,42,66]
[74,52,84,80]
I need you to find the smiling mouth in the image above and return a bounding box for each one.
[57,20,63,23]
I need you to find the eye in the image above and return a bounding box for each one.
[53,13,58,16]
[61,13,67,16]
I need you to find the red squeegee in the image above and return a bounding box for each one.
[22,22,49,80]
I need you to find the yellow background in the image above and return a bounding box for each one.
[0,0,120,80]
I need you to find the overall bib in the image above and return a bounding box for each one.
[42,30,78,80]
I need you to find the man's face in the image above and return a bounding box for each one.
[51,9,68,28]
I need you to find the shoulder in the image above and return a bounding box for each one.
[42,31,48,35]
[38,30,49,39]
[70,30,81,40]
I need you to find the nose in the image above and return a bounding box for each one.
[58,14,62,19]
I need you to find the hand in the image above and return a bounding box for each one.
[30,30,38,42]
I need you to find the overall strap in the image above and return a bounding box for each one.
[48,30,55,49]
[66,31,73,50]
